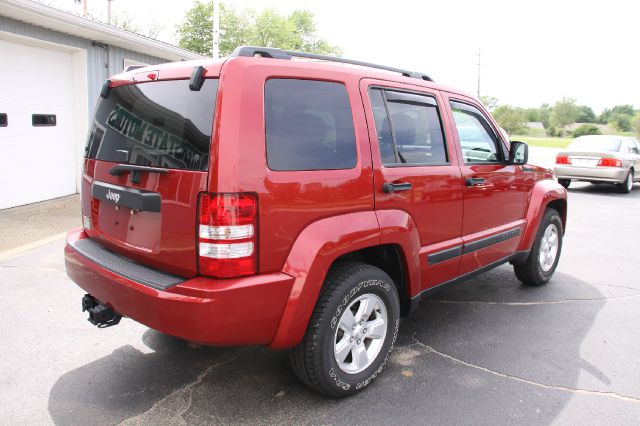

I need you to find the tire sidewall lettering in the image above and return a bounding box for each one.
[330,279,390,331]
[326,276,397,392]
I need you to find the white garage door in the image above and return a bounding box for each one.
[0,38,77,209]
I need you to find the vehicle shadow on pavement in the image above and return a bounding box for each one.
[567,182,640,198]
[48,266,618,425]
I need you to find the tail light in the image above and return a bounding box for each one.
[198,193,258,278]
[597,158,622,167]
[556,155,570,165]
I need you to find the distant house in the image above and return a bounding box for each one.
[526,122,545,130]
[0,0,203,209]
[566,123,613,134]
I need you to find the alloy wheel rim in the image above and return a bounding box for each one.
[538,223,559,272]
[334,293,388,374]
[627,173,633,191]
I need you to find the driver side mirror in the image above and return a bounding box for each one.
[509,141,528,165]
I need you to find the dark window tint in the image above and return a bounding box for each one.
[0,113,6,127]
[32,114,56,126]
[369,89,395,164]
[450,101,502,163]
[370,88,447,165]
[85,79,218,171]
[265,79,356,171]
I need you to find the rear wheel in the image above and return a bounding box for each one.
[290,261,400,397]
[514,208,563,286]
[618,169,634,194]
[558,179,571,189]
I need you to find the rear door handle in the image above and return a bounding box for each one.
[465,177,485,187]
[383,182,412,193]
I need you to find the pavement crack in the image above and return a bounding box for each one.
[118,357,237,425]
[426,293,640,306]
[594,283,640,292]
[409,335,640,404]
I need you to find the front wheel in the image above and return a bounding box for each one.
[290,261,400,397]
[514,208,563,286]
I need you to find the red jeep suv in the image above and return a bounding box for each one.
[65,46,567,397]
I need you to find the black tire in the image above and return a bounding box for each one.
[513,208,563,286]
[618,169,634,194]
[558,179,571,189]
[290,261,400,397]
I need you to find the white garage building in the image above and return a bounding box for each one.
[0,0,202,209]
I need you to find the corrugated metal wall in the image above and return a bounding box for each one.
[0,15,168,118]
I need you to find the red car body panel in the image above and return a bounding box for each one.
[519,178,568,251]
[82,159,209,277]
[66,228,294,345]
[65,54,567,349]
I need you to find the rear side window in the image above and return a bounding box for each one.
[265,79,356,171]
[85,79,218,171]
[369,88,448,166]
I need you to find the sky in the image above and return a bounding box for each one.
[45,0,639,113]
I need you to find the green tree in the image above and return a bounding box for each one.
[522,104,551,128]
[572,124,601,137]
[492,105,526,135]
[608,113,632,132]
[219,5,255,56]
[480,95,499,112]
[633,111,640,136]
[176,1,214,55]
[550,98,579,128]
[177,1,340,56]
[575,105,596,123]
[598,105,635,124]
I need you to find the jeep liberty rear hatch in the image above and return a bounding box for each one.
[82,76,218,277]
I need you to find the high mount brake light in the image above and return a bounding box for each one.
[197,193,258,278]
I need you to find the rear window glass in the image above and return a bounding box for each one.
[569,136,622,152]
[85,79,218,171]
[265,79,356,171]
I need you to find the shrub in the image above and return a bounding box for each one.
[572,124,601,137]
[546,126,565,137]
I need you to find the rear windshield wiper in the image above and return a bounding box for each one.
[109,164,168,184]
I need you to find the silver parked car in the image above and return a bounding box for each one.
[554,135,640,193]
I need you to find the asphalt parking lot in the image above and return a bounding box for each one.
[2,180,640,425]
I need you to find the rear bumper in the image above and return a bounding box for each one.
[554,165,628,183]
[65,228,294,346]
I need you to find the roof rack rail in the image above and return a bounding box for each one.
[230,46,433,82]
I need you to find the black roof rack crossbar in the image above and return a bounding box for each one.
[230,46,433,82]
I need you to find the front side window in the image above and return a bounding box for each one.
[450,101,502,164]
[265,79,356,171]
[369,88,448,166]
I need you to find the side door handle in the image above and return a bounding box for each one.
[383,182,412,193]
[465,177,485,187]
